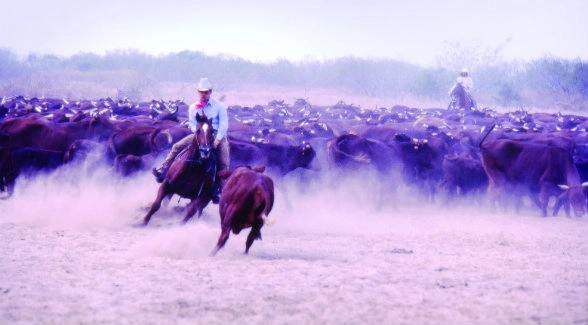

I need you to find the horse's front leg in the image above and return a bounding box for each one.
[141,184,168,226]
[181,198,207,224]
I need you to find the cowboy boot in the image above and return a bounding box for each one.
[152,160,172,183]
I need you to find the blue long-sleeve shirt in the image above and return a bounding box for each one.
[188,98,228,141]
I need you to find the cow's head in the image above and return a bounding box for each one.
[558,181,588,217]
[298,142,316,168]
[88,115,118,140]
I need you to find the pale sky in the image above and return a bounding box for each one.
[1,0,587,67]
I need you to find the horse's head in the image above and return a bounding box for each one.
[194,113,215,160]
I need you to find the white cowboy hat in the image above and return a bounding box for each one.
[197,78,212,91]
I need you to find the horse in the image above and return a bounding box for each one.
[448,82,474,110]
[141,113,217,226]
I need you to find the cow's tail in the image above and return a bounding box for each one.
[478,123,496,149]
[257,181,276,226]
[262,214,276,226]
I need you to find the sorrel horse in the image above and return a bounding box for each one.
[448,82,474,110]
[141,113,217,226]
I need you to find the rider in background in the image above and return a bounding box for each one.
[152,77,230,204]
[448,68,477,109]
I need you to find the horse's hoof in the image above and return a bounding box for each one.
[134,220,149,228]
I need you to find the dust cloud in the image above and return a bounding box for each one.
[0,157,562,241]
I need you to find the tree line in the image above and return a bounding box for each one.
[0,48,586,112]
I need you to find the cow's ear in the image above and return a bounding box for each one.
[253,166,266,173]
[218,170,232,179]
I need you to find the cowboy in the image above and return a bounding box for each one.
[448,68,477,109]
[152,77,230,204]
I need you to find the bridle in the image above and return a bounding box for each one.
[195,120,214,160]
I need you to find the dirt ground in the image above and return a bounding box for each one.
[1,167,587,325]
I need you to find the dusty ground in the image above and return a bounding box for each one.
[1,165,587,325]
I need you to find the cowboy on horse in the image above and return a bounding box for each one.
[448,68,477,110]
[152,77,230,204]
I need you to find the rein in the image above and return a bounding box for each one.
[178,143,217,198]
[195,155,217,198]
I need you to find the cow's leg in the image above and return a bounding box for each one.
[553,191,570,217]
[211,227,231,256]
[142,184,168,226]
[563,200,571,218]
[486,184,501,213]
[3,173,17,198]
[538,187,550,217]
[513,194,524,215]
[244,220,263,254]
[552,198,563,216]
[211,206,239,255]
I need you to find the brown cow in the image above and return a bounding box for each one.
[211,165,275,255]
[479,137,587,217]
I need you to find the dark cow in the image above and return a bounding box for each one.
[62,139,111,177]
[113,153,158,177]
[0,114,117,152]
[552,158,588,217]
[327,133,401,174]
[0,146,65,195]
[64,139,109,164]
[355,126,453,203]
[392,133,450,203]
[228,136,316,177]
[108,125,173,157]
[479,136,587,217]
[326,133,403,209]
[211,165,275,255]
[440,152,488,202]
[0,115,117,194]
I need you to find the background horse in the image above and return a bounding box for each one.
[448,82,474,110]
[141,113,217,226]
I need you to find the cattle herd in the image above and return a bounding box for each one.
[1,95,587,222]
